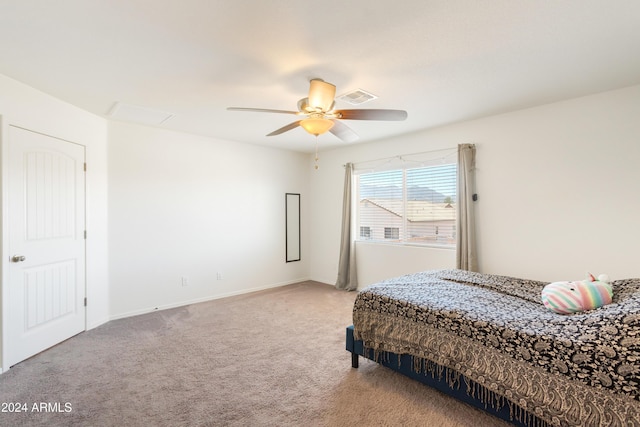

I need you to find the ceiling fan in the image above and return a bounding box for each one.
[227,79,407,143]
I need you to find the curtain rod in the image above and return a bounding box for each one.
[344,146,458,168]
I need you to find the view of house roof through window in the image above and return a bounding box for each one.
[357,163,457,247]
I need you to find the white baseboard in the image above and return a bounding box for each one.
[311,277,335,287]
[86,316,111,331]
[108,277,311,321]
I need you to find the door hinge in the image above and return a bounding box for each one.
[84,230,87,239]
[84,163,87,172]
[84,297,87,307]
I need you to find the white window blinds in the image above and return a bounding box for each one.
[355,150,457,247]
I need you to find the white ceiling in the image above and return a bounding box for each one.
[1,1,639,153]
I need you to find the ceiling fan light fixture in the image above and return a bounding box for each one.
[300,117,334,136]
[308,79,336,112]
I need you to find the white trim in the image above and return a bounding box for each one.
[310,278,335,287]
[0,114,8,373]
[108,277,311,321]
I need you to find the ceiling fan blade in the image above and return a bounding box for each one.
[329,120,359,143]
[266,120,302,136]
[335,109,408,121]
[227,107,298,115]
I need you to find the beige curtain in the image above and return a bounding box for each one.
[336,163,358,291]
[456,144,478,271]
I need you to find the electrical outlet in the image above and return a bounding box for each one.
[216,272,223,280]
[181,276,189,287]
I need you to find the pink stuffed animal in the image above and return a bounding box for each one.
[541,273,613,314]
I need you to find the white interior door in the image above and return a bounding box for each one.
[6,125,86,367]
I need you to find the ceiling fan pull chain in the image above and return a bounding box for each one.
[314,137,320,170]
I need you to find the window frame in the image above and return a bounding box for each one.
[354,162,457,249]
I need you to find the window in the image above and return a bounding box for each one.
[384,227,399,240]
[356,162,457,247]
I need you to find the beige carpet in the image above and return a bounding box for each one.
[0,281,512,426]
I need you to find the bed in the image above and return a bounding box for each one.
[346,269,640,426]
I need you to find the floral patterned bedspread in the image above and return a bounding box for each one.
[352,269,640,426]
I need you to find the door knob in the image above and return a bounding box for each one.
[11,255,26,263]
